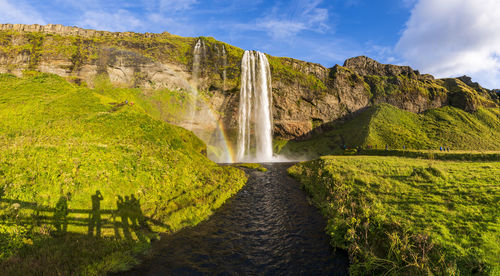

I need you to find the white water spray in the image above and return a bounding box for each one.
[237,50,274,162]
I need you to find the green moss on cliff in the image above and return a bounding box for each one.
[268,56,327,93]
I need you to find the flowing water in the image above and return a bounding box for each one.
[185,39,232,163]
[192,39,205,85]
[237,51,274,163]
[119,163,349,275]
[221,45,227,92]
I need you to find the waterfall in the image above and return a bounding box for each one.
[192,39,205,85]
[186,38,231,163]
[189,38,205,128]
[222,45,227,92]
[237,50,273,162]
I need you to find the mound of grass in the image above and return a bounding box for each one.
[289,156,500,275]
[278,103,500,158]
[0,72,247,275]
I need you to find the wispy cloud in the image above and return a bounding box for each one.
[159,0,197,12]
[364,42,399,64]
[78,9,143,32]
[396,0,500,88]
[0,0,45,24]
[141,0,198,13]
[239,0,331,40]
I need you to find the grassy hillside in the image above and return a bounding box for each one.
[0,72,246,275]
[277,103,500,158]
[289,156,500,275]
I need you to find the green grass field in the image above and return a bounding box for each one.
[278,103,500,158]
[0,72,247,275]
[289,156,500,275]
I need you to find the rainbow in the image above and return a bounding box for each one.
[215,118,236,163]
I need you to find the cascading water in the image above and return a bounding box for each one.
[189,39,205,127]
[186,38,231,163]
[221,45,227,92]
[237,50,274,162]
[192,39,205,85]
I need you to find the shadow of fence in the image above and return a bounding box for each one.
[0,191,168,241]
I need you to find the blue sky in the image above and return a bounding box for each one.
[1,0,500,88]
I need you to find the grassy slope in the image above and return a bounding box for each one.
[0,73,246,275]
[289,156,500,275]
[278,103,500,158]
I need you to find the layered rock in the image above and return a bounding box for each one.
[0,24,497,142]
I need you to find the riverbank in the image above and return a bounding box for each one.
[289,156,500,275]
[117,163,348,275]
[0,73,247,275]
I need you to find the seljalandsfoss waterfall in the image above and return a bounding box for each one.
[185,43,280,163]
[236,50,274,162]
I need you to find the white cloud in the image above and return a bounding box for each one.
[401,0,417,8]
[242,0,330,40]
[396,0,500,88]
[159,0,197,12]
[363,42,399,64]
[148,13,198,35]
[78,9,143,32]
[0,0,45,24]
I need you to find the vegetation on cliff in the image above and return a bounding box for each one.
[0,72,246,275]
[289,156,499,275]
[0,28,245,91]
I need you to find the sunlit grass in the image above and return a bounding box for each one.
[0,72,247,275]
[279,103,500,158]
[289,155,500,275]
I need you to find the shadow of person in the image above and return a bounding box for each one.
[129,194,144,228]
[117,195,132,240]
[128,194,151,242]
[54,193,71,235]
[112,197,122,240]
[88,190,103,237]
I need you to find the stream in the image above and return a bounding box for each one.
[119,163,349,275]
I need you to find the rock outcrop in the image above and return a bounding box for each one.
[0,24,497,142]
[344,56,420,79]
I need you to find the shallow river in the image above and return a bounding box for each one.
[119,163,349,275]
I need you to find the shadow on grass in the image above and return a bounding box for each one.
[0,190,168,239]
[0,190,171,274]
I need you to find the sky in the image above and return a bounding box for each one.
[1,0,499,88]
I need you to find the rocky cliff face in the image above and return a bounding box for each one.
[0,24,497,142]
[269,55,497,139]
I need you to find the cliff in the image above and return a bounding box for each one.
[0,24,498,142]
